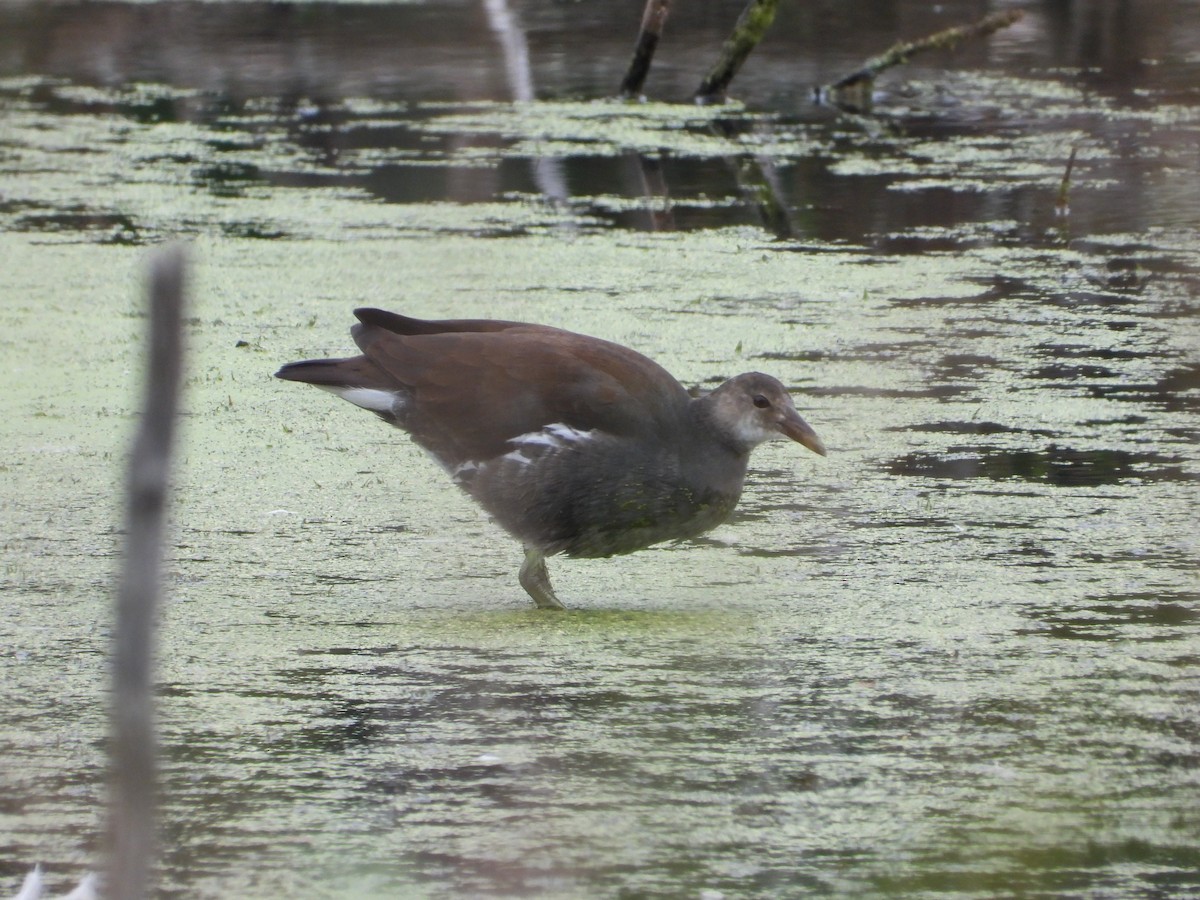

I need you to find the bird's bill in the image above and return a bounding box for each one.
[779,410,827,456]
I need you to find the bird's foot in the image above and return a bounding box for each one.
[519,547,565,610]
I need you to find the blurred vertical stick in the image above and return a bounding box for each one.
[108,245,187,900]
[694,0,780,105]
[619,0,671,99]
[1056,144,1078,218]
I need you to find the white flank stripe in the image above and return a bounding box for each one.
[450,460,479,482]
[546,423,594,442]
[510,422,596,450]
[511,432,560,447]
[502,449,533,466]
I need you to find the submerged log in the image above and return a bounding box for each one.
[619,0,672,99]
[694,0,780,105]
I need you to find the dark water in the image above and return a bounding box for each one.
[1,1,1198,897]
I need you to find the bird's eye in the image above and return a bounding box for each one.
[752,394,771,409]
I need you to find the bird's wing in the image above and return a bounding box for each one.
[351,315,691,464]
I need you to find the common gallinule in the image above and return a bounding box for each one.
[276,308,825,609]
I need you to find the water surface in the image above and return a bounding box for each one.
[1,1,1198,896]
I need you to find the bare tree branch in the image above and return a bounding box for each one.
[825,9,1025,108]
[619,0,672,99]
[694,0,780,105]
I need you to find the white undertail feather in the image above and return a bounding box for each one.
[318,385,403,415]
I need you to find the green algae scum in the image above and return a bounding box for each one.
[2,2,1199,896]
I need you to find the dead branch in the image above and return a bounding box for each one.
[619,0,672,99]
[825,9,1025,106]
[694,0,781,105]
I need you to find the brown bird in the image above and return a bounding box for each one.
[276,308,825,609]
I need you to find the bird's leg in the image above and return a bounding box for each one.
[519,547,565,610]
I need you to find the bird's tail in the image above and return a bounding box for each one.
[275,356,382,388]
[275,356,406,422]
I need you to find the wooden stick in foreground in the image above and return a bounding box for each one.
[619,0,672,99]
[108,245,187,900]
[694,0,780,105]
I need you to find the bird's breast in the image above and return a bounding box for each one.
[451,422,747,558]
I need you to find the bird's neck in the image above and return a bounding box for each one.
[684,399,752,497]
[689,395,756,457]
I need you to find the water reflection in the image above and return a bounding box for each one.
[887,446,1197,486]
[3,1,1198,243]
[1020,590,1200,642]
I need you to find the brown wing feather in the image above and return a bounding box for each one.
[351,315,691,464]
[353,307,531,336]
